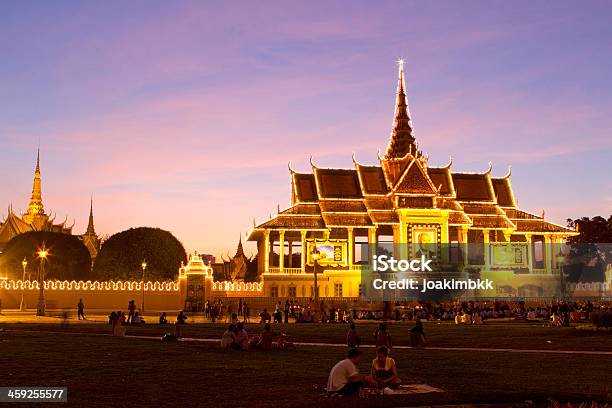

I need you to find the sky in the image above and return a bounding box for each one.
[1,1,611,258]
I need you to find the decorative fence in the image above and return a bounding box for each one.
[0,280,179,291]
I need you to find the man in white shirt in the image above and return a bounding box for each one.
[326,348,365,395]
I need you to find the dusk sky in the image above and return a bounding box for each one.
[1,1,611,258]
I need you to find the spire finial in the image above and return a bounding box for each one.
[385,59,417,160]
[86,195,96,235]
[24,148,44,222]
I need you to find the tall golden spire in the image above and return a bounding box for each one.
[86,196,96,235]
[384,59,418,159]
[26,148,44,217]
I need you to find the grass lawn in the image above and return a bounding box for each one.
[3,317,612,351]
[1,322,611,407]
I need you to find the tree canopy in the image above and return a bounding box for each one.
[0,231,92,281]
[565,215,612,282]
[92,227,187,281]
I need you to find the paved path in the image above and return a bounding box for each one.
[5,328,612,356]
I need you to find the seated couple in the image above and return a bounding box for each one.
[326,346,400,396]
[220,323,250,350]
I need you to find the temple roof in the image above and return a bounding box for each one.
[355,164,388,195]
[313,168,362,199]
[491,176,516,208]
[247,62,577,239]
[452,172,495,202]
[292,173,318,203]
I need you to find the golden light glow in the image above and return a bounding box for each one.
[141,260,147,270]
[37,249,48,259]
[22,258,28,268]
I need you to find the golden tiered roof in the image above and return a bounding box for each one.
[248,62,576,238]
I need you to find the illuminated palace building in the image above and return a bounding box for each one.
[247,61,577,299]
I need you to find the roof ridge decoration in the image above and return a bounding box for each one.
[390,156,438,196]
[384,59,418,160]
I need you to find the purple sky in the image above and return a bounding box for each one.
[1,1,611,258]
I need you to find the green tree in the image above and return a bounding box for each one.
[0,231,92,281]
[92,227,187,281]
[565,215,612,282]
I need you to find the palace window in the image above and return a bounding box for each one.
[270,286,279,298]
[288,286,297,298]
[334,283,343,297]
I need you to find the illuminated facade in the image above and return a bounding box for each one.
[0,150,101,263]
[247,61,578,299]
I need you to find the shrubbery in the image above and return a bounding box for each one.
[591,311,612,329]
[92,227,186,281]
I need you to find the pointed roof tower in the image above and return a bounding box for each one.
[234,236,246,259]
[86,196,96,235]
[25,148,44,218]
[384,59,418,159]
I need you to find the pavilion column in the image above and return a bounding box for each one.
[544,234,553,274]
[483,229,490,269]
[300,230,307,273]
[279,229,285,273]
[525,234,533,272]
[347,227,354,266]
[324,229,330,240]
[368,227,377,267]
[459,227,469,266]
[264,230,270,273]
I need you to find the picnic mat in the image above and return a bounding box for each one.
[382,384,445,395]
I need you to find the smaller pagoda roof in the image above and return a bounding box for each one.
[452,172,495,202]
[292,173,318,202]
[313,168,363,199]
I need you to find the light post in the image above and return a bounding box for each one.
[20,258,27,311]
[311,246,320,307]
[141,260,147,313]
[36,248,48,316]
[556,252,566,299]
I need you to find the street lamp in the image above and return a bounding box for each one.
[141,260,147,313]
[36,248,48,316]
[556,251,566,299]
[20,258,27,311]
[311,246,320,307]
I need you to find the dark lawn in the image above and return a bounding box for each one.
[1,330,610,408]
[3,319,612,351]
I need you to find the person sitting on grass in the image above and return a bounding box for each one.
[259,308,272,324]
[346,323,361,348]
[132,312,145,325]
[374,323,392,349]
[257,323,274,351]
[371,346,400,389]
[221,324,236,350]
[159,312,168,324]
[326,348,367,396]
[232,323,249,350]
